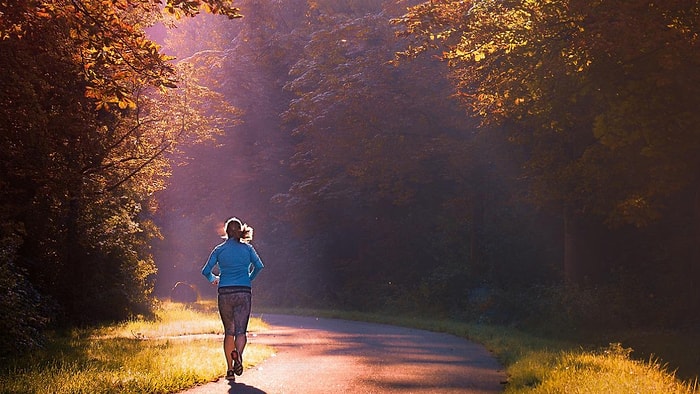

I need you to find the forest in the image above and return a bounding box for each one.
[2,0,700,357]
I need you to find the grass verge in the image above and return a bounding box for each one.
[258,307,698,394]
[0,301,273,394]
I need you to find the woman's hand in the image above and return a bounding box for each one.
[212,277,220,286]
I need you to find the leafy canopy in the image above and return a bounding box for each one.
[393,0,700,226]
[1,0,241,110]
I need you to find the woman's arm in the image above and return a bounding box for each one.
[201,247,220,284]
[247,245,265,281]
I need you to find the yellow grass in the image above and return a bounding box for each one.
[518,344,698,394]
[0,301,274,394]
[98,299,266,339]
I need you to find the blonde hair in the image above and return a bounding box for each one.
[225,217,253,242]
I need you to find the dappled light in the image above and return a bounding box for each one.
[1,0,700,392]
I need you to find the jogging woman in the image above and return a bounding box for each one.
[202,217,265,381]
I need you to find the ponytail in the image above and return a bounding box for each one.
[224,217,253,242]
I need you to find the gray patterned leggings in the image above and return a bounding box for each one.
[217,287,252,336]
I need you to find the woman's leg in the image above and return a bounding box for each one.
[218,292,238,373]
[234,333,247,359]
[224,334,236,371]
[231,292,252,375]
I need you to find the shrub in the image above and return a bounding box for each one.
[0,227,53,359]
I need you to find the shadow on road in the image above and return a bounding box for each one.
[227,380,266,393]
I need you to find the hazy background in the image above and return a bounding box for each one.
[147,0,700,334]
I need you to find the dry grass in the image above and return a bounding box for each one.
[0,300,274,393]
[507,343,698,394]
[98,299,265,339]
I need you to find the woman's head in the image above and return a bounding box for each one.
[225,217,253,242]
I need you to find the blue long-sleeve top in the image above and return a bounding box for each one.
[201,238,264,287]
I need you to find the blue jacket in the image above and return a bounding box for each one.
[201,238,264,287]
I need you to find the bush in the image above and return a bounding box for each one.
[481,283,653,336]
[0,227,53,359]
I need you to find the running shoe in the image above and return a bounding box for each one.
[232,350,243,376]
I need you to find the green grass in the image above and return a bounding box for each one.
[258,307,698,394]
[0,301,273,394]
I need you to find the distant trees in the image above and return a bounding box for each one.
[276,2,484,308]
[149,0,556,313]
[250,0,562,313]
[0,0,240,353]
[38,0,697,335]
[148,2,301,297]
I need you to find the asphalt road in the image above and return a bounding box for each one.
[180,314,506,394]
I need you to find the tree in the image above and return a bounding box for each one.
[1,0,242,109]
[276,0,520,309]
[394,0,700,285]
[149,0,563,317]
[0,0,241,332]
[147,0,303,298]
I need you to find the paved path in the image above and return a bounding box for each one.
[180,314,506,393]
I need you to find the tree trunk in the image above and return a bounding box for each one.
[469,167,487,277]
[563,210,579,284]
[692,185,700,307]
